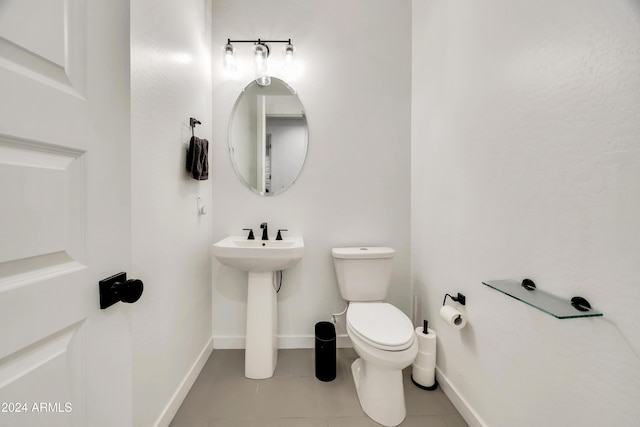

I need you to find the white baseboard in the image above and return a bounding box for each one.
[212,335,245,349]
[155,337,214,427]
[213,334,352,349]
[435,367,486,427]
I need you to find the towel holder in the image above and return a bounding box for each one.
[190,117,201,137]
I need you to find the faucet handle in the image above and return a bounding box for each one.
[276,229,288,240]
[242,228,255,240]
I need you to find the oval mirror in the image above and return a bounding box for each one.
[229,77,308,196]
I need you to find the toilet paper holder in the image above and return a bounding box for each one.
[443,292,466,306]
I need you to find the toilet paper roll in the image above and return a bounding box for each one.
[440,305,467,330]
[411,364,436,388]
[414,351,435,368]
[414,327,436,355]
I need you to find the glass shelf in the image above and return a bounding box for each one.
[482,280,603,319]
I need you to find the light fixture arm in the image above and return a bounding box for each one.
[227,38,292,45]
[228,39,292,55]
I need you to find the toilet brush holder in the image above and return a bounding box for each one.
[411,320,438,390]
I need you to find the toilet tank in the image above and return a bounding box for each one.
[331,247,395,302]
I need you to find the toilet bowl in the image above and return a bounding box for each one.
[347,302,418,427]
[331,247,417,426]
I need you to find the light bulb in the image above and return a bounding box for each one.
[254,43,268,73]
[254,43,270,86]
[222,43,236,72]
[284,43,295,69]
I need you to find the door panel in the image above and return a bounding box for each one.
[0,135,85,279]
[0,323,84,426]
[0,0,86,96]
[0,1,132,426]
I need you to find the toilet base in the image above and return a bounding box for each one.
[351,358,407,427]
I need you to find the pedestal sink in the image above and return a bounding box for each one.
[212,235,304,379]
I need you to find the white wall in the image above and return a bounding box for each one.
[412,0,640,426]
[211,0,412,348]
[131,1,213,426]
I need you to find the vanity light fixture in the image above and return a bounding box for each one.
[223,38,295,84]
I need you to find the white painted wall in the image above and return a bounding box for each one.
[211,0,412,348]
[131,1,213,426]
[412,0,640,426]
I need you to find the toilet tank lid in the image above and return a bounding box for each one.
[331,247,395,259]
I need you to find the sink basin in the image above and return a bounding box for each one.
[212,235,304,273]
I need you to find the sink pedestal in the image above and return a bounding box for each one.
[211,235,304,380]
[245,271,277,379]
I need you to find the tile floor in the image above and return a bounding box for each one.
[170,349,468,427]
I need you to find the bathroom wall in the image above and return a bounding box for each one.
[412,0,640,426]
[131,1,213,426]
[211,0,412,348]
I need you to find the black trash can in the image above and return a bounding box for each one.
[315,321,336,382]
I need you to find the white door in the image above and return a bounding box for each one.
[0,1,133,426]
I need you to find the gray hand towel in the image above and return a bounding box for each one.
[186,136,209,180]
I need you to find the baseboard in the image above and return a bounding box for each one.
[154,336,214,427]
[435,367,487,427]
[213,334,352,349]
[212,335,245,349]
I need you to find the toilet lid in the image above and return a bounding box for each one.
[347,303,415,351]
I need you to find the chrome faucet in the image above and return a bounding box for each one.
[260,222,268,240]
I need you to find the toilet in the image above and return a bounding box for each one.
[332,247,418,427]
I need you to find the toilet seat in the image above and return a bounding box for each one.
[347,303,415,351]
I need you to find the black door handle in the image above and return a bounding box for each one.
[99,272,144,309]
